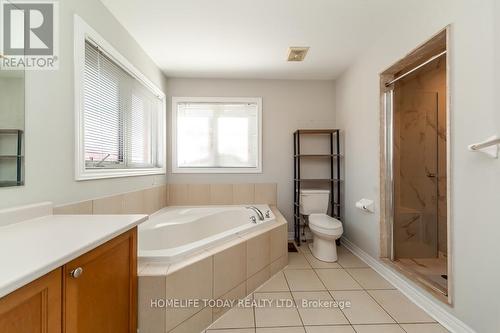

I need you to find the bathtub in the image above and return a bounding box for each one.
[138,204,275,263]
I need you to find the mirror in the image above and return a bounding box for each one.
[0,68,25,187]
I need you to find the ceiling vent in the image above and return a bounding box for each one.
[287,47,309,62]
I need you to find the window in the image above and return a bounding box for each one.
[74,16,166,180]
[172,97,262,173]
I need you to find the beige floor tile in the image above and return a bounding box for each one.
[330,290,395,325]
[346,268,395,290]
[304,326,355,333]
[297,242,312,254]
[400,323,450,333]
[367,290,435,323]
[208,329,255,333]
[337,251,369,268]
[286,253,312,269]
[209,306,255,329]
[256,327,305,333]
[315,269,362,290]
[254,292,302,327]
[284,269,326,291]
[169,306,212,333]
[292,291,349,325]
[304,253,342,269]
[352,324,405,333]
[256,272,289,292]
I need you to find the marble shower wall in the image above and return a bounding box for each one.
[393,57,447,258]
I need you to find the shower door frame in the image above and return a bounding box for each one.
[379,27,452,304]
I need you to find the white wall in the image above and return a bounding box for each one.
[0,0,168,209]
[166,78,336,226]
[335,0,499,332]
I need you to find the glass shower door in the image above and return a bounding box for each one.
[393,90,439,259]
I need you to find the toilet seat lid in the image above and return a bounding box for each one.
[309,214,342,231]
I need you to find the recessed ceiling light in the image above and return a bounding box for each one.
[287,47,309,62]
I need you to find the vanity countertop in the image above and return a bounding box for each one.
[0,211,147,298]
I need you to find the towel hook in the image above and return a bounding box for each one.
[468,135,499,159]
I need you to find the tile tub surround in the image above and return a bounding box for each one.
[53,183,277,216]
[166,183,277,206]
[203,244,449,333]
[138,206,288,333]
[53,184,168,215]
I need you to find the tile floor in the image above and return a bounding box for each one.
[205,244,449,333]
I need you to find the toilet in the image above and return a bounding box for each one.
[300,189,343,262]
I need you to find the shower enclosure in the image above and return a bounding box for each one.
[381,29,449,300]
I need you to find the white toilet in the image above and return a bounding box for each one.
[300,189,343,262]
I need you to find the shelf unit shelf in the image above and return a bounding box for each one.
[0,129,24,186]
[293,129,342,246]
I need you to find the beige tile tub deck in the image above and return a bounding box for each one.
[214,242,247,298]
[139,206,287,333]
[165,256,214,331]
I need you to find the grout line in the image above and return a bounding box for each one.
[252,291,257,331]
[342,260,402,326]
[308,260,351,326]
[281,267,305,328]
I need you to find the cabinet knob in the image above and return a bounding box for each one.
[70,267,83,279]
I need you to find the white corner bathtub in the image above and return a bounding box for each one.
[138,205,275,263]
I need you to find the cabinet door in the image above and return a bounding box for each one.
[63,228,137,333]
[0,268,62,333]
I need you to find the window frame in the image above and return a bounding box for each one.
[171,97,263,174]
[74,15,166,181]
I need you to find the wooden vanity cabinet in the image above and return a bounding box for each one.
[0,268,62,333]
[0,227,137,333]
[63,228,137,333]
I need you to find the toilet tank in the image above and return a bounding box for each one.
[299,189,330,215]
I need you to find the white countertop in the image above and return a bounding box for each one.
[0,213,147,298]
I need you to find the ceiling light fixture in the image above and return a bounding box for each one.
[287,47,309,62]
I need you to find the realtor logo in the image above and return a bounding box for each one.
[1,0,59,70]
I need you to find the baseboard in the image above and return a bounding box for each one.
[341,237,476,333]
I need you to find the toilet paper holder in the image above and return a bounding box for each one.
[356,199,374,213]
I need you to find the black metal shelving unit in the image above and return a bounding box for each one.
[293,129,341,246]
[0,129,24,186]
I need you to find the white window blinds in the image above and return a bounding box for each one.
[83,40,161,169]
[175,102,259,169]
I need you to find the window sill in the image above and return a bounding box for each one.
[76,167,166,181]
[172,166,262,174]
